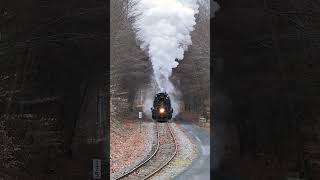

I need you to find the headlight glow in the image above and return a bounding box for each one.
[159,108,165,113]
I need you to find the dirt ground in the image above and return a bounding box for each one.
[110,113,151,175]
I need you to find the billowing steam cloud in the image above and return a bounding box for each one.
[131,0,199,116]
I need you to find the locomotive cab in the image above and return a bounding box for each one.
[151,92,173,121]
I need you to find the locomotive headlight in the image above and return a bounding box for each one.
[159,108,165,114]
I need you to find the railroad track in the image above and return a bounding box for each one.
[116,121,177,180]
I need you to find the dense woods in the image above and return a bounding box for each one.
[110,0,152,112]
[173,1,210,115]
[110,0,210,119]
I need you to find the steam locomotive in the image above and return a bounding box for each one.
[151,92,173,121]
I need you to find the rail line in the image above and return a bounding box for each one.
[116,121,177,180]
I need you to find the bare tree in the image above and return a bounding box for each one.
[110,0,151,116]
[173,0,210,116]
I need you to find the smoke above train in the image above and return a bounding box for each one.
[130,0,199,117]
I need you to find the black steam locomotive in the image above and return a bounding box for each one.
[151,92,173,121]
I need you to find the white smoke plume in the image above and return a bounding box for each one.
[130,0,199,116]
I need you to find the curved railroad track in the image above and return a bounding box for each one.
[116,121,177,180]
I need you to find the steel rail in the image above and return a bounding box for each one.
[141,122,177,180]
[116,121,178,180]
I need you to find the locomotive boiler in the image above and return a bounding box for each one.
[151,92,173,121]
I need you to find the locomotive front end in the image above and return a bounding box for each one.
[151,92,173,121]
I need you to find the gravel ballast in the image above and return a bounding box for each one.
[150,122,198,180]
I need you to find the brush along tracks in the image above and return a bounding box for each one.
[116,122,177,180]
